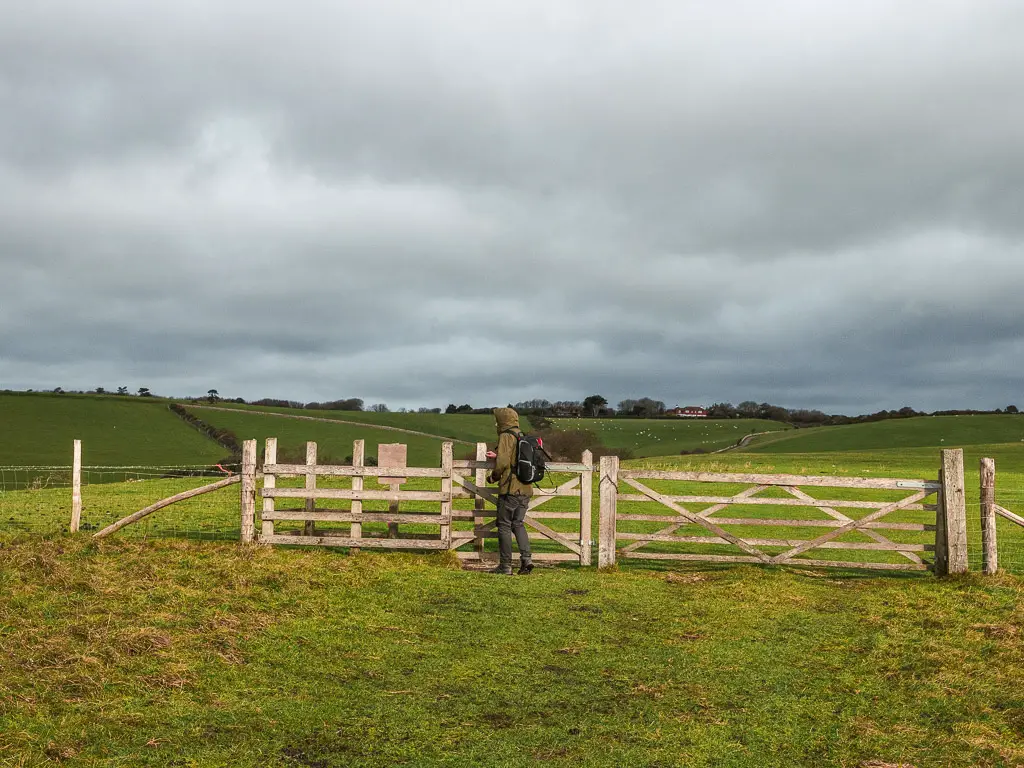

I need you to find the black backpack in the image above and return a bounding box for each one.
[503,429,550,484]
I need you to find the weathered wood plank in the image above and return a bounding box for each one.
[265,464,447,478]
[93,475,241,539]
[615,532,928,551]
[264,488,448,502]
[304,441,316,536]
[70,439,82,533]
[261,438,277,541]
[264,510,448,524]
[626,552,764,564]
[351,439,364,544]
[263,534,450,549]
[440,442,453,548]
[619,469,940,491]
[455,551,579,562]
[616,494,934,510]
[614,514,934,531]
[598,456,618,567]
[941,449,968,574]
[579,450,593,566]
[995,504,1024,527]
[980,457,997,575]
[523,517,582,555]
[240,440,257,544]
[474,443,487,557]
[624,552,929,571]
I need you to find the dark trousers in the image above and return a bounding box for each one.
[496,493,531,565]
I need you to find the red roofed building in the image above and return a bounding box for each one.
[666,406,707,418]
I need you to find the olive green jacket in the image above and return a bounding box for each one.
[488,407,533,497]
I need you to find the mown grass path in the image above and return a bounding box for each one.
[0,539,1021,767]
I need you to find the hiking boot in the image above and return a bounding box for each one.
[517,559,535,575]
[489,563,514,575]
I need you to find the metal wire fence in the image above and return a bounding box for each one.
[992,472,1024,575]
[0,464,241,541]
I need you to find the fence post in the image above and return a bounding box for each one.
[262,438,277,541]
[579,450,593,565]
[350,439,365,549]
[440,442,453,548]
[304,441,317,536]
[598,455,618,568]
[980,457,997,575]
[70,439,82,533]
[940,448,968,574]
[474,442,487,558]
[240,439,257,543]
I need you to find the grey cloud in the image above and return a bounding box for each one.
[2,1,1023,413]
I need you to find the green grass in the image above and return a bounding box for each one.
[549,418,790,457]
[200,401,515,444]
[184,407,471,467]
[0,537,1021,767]
[745,414,1024,453]
[0,393,226,468]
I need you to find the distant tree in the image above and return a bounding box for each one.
[456,404,473,414]
[583,394,608,417]
[138,387,152,397]
[207,389,220,403]
[52,387,64,394]
[737,401,760,419]
[370,403,389,413]
[445,404,458,414]
[706,402,737,419]
[95,386,106,395]
[1007,405,1019,414]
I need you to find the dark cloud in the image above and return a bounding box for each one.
[2,1,1023,413]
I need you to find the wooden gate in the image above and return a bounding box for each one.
[242,439,593,565]
[597,450,969,574]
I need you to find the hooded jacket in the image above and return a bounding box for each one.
[489,407,533,497]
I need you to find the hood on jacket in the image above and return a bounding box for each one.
[493,407,520,433]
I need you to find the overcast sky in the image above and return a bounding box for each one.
[2,1,1022,413]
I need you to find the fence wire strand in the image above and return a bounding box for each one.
[0,464,241,540]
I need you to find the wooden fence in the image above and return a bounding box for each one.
[979,456,1024,575]
[243,438,593,565]
[597,449,969,574]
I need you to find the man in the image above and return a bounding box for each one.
[487,407,533,575]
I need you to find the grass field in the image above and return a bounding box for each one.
[0,394,227,468]
[200,401,518,445]
[550,417,789,457]
[0,538,1021,767]
[745,414,1024,453]
[183,406,467,467]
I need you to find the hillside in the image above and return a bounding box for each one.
[197,401,516,444]
[183,406,465,466]
[550,417,790,457]
[0,393,226,467]
[743,414,1024,454]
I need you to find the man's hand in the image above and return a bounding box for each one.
[486,450,497,459]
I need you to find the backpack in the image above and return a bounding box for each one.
[502,429,550,485]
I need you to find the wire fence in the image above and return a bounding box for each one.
[992,472,1024,575]
[0,464,241,541]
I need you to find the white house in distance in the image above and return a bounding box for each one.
[666,405,708,418]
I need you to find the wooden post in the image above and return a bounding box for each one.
[579,450,593,566]
[261,438,277,541]
[940,449,968,574]
[980,457,997,575]
[440,442,453,548]
[598,455,618,568]
[474,442,487,558]
[240,439,257,543]
[70,439,82,533]
[304,441,317,536]
[350,439,364,548]
[934,466,948,576]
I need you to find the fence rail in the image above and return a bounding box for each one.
[247,438,594,565]
[597,451,968,574]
